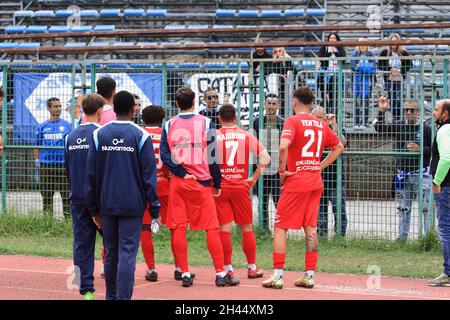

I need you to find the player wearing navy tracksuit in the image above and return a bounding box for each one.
[64,94,105,300]
[85,91,160,300]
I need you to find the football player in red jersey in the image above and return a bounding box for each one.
[140,105,176,282]
[262,86,344,289]
[215,104,271,279]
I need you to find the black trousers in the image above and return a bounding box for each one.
[260,173,281,230]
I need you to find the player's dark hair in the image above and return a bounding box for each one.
[265,93,279,100]
[443,101,450,118]
[175,87,195,110]
[133,94,140,100]
[0,86,4,98]
[82,93,106,115]
[113,91,135,116]
[142,105,165,127]
[96,76,116,100]
[293,86,315,105]
[47,97,60,108]
[219,103,236,122]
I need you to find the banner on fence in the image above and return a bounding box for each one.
[13,73,163,143]
[189,73,279,126]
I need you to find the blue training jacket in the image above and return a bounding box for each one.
[64,122,100,205]
[85,120,160,218]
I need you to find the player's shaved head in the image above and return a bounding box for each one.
[312,106,326,119]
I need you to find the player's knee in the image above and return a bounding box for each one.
[238,224,253,233]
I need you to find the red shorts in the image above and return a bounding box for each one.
[166,175,219,231]
[274,188,323,230]
[214,186,252,225]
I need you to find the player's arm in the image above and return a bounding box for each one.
[433,125,450,190]
[320,142,345,170]
[64,135,71,185]
[160,123,188,178]
[278,138,296,183]
[139,135,161,219]
[247,149,270,188]
[85,129,100,217]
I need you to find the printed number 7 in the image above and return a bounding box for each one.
[225,141,238,166]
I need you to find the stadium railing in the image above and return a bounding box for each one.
[0,55,448,241]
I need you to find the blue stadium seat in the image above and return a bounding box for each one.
[404,29,425,33]
[34,10,55,18]
[164,25,186,30]
[437,45,449,50]
[405,45,425,50]
[284,9,305,17]
[136,42,158,46]
[5,26,26,34]
[80,10,99,17]
[306,9,326,16]
[237,25,257,28]
[212,25,234,29]
[100,9,121,17]
[306,79,317,89]
[0,42,18,49]
[229,62,249,69]
[146,9,167,17]
[179,63,200,68]
[166,63,177,68]
[302,60,316,69]
[71,26,93,32]
[26,26,47,33]
[11,60,33,68]
[14,10,34,18]
[64,43,86,47]
[55,10,74,17]
[187,25,209,29]
[49,26,69,33]
[123,9,145,17]
[216,9,236,17]
[239,10,259,17]
[94,25,115,32]
[204,62,226,68]
[130,63,154,68]
[113,42,135,47]
[107,60,128,68]
[261,10,281,17]
[303,46,321,50]
[18,42,41,49]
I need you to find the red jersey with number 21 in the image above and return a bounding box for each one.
[216,126,265,188]
[280,113,340,192]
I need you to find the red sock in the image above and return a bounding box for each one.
[241,230,257,265]
[170,229,178,268]
[172,227,189,272]
[141,230,155,270]
[219,231,233,266]
[206,228,225,273]
[305,251,318,271]
[273,252,286,269]
[101,247,105,264]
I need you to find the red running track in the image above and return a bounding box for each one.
[0,255,448,300]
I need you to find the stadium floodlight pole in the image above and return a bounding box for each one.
[1,65,7,214]
[1,22,450,41]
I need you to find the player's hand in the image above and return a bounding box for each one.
[379,96,389,112]
[433,184,441,194]
[246,177,257,189]
[279,171,296,184]
[0,134,3,156]
[92,214,102,229]
[406,142,420,152]
[184,174,197,180]
[212,188,221,197]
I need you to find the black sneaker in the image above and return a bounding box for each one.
[182,276,194,287]
[215,274,240,287]
[145,270,158,282]
[174,270,196,281]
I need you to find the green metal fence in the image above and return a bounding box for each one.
[0,55,448,241]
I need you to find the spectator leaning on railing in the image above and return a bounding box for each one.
[350,39,377,129]
[378,33,412,123]
[318,33,346,114]
[373,96,432,241]
[428,100,450,287]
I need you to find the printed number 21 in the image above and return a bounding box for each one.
[301,129,323,157]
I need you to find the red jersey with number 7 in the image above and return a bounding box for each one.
[216,126,265,189]
[144,127,170,196]
[280,113,340,192]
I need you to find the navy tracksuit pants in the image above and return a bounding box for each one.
[102,215,143,300]
[71,204,101,295]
